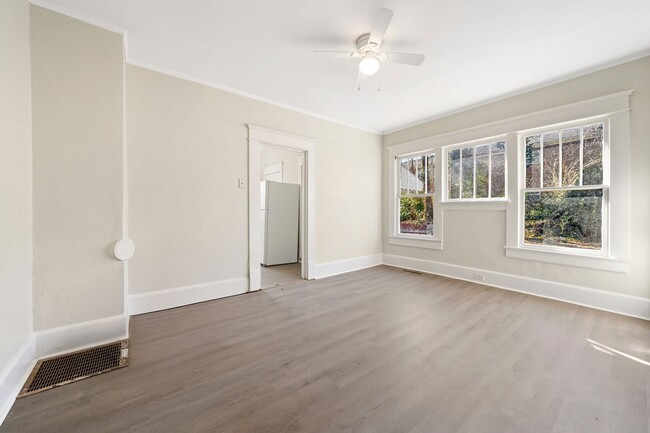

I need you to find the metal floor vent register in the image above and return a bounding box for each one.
[18,340,129,398]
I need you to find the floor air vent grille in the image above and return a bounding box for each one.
[18,340,129,398]
[402,269,422,275]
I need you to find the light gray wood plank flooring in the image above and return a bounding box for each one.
[2,265,649,432]
[261,263,302,289]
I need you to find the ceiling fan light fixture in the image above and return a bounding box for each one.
[359,57,380,76]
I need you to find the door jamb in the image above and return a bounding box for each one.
[248,125,316,291]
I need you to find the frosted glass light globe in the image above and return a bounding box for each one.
[359,57,380,75]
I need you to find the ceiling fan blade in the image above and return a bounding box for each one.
[385,52,425,66]
[314,50,356,59]
[368,8,393,46]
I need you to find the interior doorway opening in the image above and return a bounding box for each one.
[247,125,316,292]
[259,147,304,289]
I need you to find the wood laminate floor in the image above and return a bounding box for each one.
[261,263,302,289]
[2,265,649,433]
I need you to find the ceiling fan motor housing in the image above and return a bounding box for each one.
[356,33,374,50]
[356,33,387,61]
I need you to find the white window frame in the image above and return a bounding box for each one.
[386,91,631,273]
[388,141,443,250]
[504,93,631,273]
[442,135,509,202]
[516,116,610,257]
[396,150,436,236]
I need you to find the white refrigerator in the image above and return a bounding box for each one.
[260,181,300,266]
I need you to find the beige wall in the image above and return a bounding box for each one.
[260,147,302,185]
[31,6,125,330]
[0,0,33,372]
[383,56,650,299]
[126,65,382,294]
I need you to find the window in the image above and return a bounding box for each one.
[446,139,506,200]
[398,153,435,236]
[521,119,607,253]
[387,91,629,270]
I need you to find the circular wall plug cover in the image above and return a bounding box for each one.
[113,238,136,261]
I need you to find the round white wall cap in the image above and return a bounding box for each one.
[114,238,136,261]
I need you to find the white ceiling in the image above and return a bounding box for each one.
[36,0,650,133]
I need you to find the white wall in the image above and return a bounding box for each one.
[126,65,383,295]
[383,56,650,300]
[260,147,302,185]
[30,6,125,330]
[0,0,33,374]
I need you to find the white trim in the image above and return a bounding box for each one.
[506,101,630,272]
[22,1,649,137]
[386,91,633,151]
[388,236,443,250]
[314,254,382,279]
[516,117,610,258]
[129,278,248,315]
[388,147,443,245]
[441,201,508,211]
[34,315,129,359]
[382,254,650,320]
[441,135,508,202]
[306,261,316,279]
[128,60,380,135]
[382,50,647,135]
[248,125,317,290]
[29,0,126,34]
[504,247,630,273]
[121,30,130,317]
[0,336,36,426]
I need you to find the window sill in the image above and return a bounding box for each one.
[389,236,443,250]
[440,201,508,211]
[504,246,630,273]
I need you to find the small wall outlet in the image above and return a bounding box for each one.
[473,273,485,282]
[238,178,245,189]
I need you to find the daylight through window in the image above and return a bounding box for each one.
[398,153,434,236]
[522,121,606,251]
[447,140,506,200]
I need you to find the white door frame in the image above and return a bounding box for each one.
[248,125,316,291]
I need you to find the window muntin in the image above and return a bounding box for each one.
[446,140,506,200]
[398,153,435,236]
[522,121,606,252]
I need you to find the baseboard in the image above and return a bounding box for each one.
[0,336,35,426]
[129,278,249,315]
[35,315,129,358]
[382,254,650,320]
[249,269,261,292]
[315,254,383,279]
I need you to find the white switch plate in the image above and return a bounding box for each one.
[238,178,245,188]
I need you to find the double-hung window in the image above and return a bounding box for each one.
[398,153,435,236]
[388,143,442,250]
[504,92,631,272]
[446,139,507,200]
[520,118,608,254]
[387,92,629,271]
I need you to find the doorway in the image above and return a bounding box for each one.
[247,125,316,292]
[259,149,303,289]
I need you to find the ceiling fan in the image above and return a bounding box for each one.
[314,8,425,89]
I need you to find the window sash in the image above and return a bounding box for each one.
[444,138,507,201]
[518,117,609,256]
[398,153,435,196]
[397,152,435,237]
[523,184,604,193]
[400,193,433,199]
